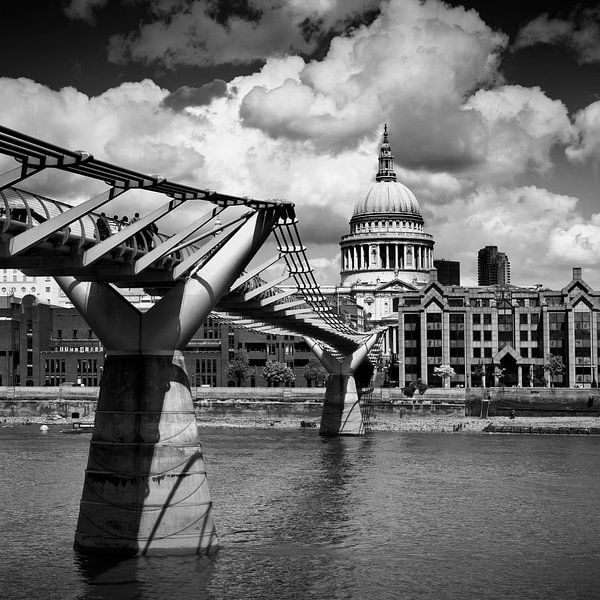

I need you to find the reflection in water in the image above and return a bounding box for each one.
[2,426,600,600]
[74,554,215,600]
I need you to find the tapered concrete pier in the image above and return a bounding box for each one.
[57,209,278,554]
[75,352,216,554]
[304,332,381,436]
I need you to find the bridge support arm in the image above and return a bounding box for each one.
[56,207,280,556]
[304,332,381,436]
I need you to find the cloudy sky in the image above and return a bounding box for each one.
[1,0,600,288]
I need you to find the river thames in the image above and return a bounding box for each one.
[1,425,600,599]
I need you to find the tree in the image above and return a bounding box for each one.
[472,363,486,387]
[544,353,565,387]
[226,350,255,387]
[402,379,428,398]
[493,366,506,388]
[262,361,295,387]
[433,364,456,388]
[303,358,328,387]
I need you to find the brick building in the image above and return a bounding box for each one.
[0,295,317,388]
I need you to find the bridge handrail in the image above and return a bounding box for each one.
[0,124,293,212]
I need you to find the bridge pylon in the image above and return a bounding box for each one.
[57,209,279,555]
[303,332,382,436]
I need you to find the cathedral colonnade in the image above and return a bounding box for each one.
[342,243,433,271]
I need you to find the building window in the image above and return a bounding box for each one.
[473,330,481,341]
[520,330,529,342]
[483,313,492,325]
[483,330,492,341]
[473,348,481,358]
[520,314,528,325]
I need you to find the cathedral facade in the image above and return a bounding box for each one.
[334,126,435,360]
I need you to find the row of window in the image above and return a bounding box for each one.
[55,329,95,339]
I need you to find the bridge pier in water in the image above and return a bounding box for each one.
[56,210,278,555]
[304,333,381,436]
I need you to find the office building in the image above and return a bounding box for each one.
[433,259,460,286]
[478,246,510,285]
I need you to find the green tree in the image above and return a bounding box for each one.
[303,358,328,387]
[262,361,295,387]
[433,364,456,387]
[226,350,255,387]
[544,353,566,387]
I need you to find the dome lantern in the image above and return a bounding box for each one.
[376,124,397,182]
[352,126,421,218]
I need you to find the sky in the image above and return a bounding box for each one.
[1,0,600,289]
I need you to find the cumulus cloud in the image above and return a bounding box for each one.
[464,85,574,178]
[513,8,600,64]
[566,100,600,165]
[548,220,600,267]
[0,77,206,201]
[240,0,507,160]
[431,185,586,287]
[108,0,380,67]
[63,0,108,24]
[1,1,595,290]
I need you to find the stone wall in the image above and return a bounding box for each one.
[1,386,598,419]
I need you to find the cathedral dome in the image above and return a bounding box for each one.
[353,180,420,217]
[352,124,420,218]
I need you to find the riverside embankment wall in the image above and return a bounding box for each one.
[1,386,599,418]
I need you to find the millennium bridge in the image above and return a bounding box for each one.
[0,125,384,555]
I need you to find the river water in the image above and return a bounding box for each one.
[1,425,599,600]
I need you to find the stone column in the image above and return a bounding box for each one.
[394,244,399,269]
[517,365,522,386]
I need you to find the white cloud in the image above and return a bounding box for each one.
[566,100,600,165]
[547,222,600,267]
[430,185,588,288]
[513,9,600,64]
[464,85,574,179]
[0,1,596,291]
[240,0,508,161]
[0,77,206,201]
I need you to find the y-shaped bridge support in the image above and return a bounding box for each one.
[57,209,278,555]
[304,333,381,436]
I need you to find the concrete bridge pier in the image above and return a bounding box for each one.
[56,209,279,555]
[304,333,381,436]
